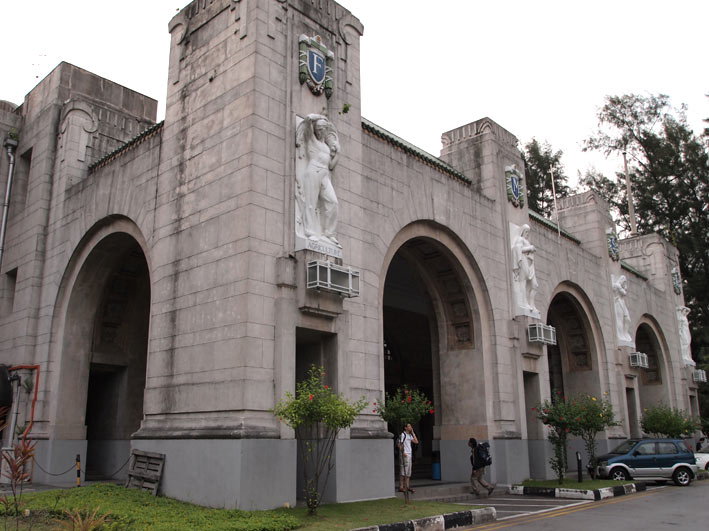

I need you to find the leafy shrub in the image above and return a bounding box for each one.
[374,386,433,436]
[273,365,367,514]
[641,404,697,438]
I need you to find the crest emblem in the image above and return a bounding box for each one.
[505,164,525,208]
[606,230,619,261]
[299,35,334,98]
[671,267,682,295]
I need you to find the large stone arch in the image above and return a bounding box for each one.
[634,315,674,409]
[378,221,494,481]
[46,215,151,480]
[544,282,607,399]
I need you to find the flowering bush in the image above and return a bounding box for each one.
[534,393,618,482]
[534,395,580,483]
[640,404,697,438]
[573,394,617,475]
[273,366,367,514]
[373,386,433,436]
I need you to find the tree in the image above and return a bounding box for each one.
[534,394,581,484]
[521,139,570,218]
[640,404,697,438]
[273,366,367,514]
[374,386,433,437]
[571,394,618,477]
[583,94,709,417]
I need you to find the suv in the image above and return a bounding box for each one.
[596,438,698,486]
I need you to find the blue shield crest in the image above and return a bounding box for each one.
[307,50,326,84]
[510,173,520,200]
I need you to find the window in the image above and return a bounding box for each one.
[635,443,656,455]
[657,442,678,454]
[0,268,17,318]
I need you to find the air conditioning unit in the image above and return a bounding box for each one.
[306,260,360,298]
[629,352,649,369]
[527,323,557,345]
[693,369,707,383]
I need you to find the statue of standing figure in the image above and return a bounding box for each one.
[612,274,633,343]
[295,114,341,247]
[511,224,539,314]
[676,306,694,366]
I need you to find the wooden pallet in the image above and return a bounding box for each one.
[125,449,165,495]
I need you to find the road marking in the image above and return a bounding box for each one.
[494,499,591,521]
[462,489,661,530]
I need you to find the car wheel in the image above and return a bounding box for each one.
[610,468,629,481]
[672,467,692,487]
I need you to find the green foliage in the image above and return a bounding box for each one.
[520,478,632,489]
[534,393,619,481]
[0,433,36,525]
[273,365,367,514]
[20,484,298,530]
[273,366,366,431]
[640,403,697,438]
[521,138,570,218]
[583,93,709,420]
[21,487,473,531]
[572,394,618,472]
[374,386,433,436]
[534,395,579,483]
[57,506,112,530]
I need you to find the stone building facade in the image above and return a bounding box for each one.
[0,0,702,509]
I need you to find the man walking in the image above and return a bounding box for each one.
[398,424,418,493]
[469,437,495,497]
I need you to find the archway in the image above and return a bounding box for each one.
[546,291,602,398]
[52,223,150,479]
[382,233,484,480]
[634,322,671,410]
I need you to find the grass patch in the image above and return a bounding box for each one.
[13,484,476,530]
[275,498,478,531]
[18,484,297,530]
[519,478,633,489]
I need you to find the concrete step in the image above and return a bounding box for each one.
[393,481,490,503]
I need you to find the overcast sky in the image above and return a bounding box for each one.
[2,0,707,184]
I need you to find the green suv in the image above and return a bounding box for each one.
[596,438,698,486]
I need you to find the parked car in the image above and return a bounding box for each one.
[596,438,698,486]
[695,443,709,471]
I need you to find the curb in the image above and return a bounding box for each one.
[351,507,496,531]
[508,482,646,500]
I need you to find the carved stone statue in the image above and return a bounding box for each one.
[677,306,694,366]
[511,223,539,315]
[612,274,633,344]
[295,114,341,248]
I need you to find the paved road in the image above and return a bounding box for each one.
[459,481,709,530]
[454,493,592,520]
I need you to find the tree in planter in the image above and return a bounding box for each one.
[571,394,618,477]
[273,366,367,514]
[533,395,581,484]
[640,403,697,438]
[373,386,434,437]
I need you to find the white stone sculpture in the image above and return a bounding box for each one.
[676,306,695,366]
[295,114,341,249]
[612,274,633,346]
[511,223,539,317]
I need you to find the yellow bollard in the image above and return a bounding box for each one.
[76,454,81,487]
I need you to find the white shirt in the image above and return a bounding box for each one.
[400,432,414,456]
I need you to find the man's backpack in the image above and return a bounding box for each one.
[475,442,492,468]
